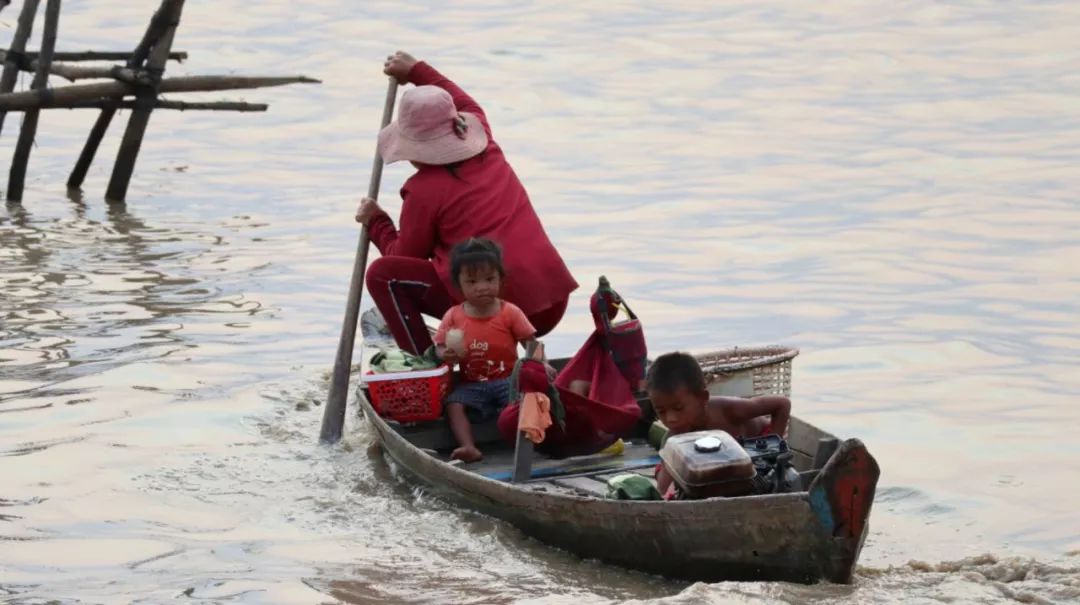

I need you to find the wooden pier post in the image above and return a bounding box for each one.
[105,0,185,203]
[0,0,316,203]
[66,103,116,189]
[0,0,42,138]
[6,0,60,203]
[67,0,180,192]
[128,0,181,69]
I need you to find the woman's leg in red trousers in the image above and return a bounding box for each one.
[365,256,456,355]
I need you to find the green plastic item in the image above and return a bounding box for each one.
[606,473,662,500]
[369,347,439,373]
[647,420,670,450]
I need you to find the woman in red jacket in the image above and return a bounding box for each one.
[355,52,578,355]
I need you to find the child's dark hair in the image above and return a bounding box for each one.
[646,352,706,393]
[449,237,505,288]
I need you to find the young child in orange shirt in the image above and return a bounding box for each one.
[434,238,538,462]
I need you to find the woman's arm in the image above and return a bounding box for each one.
[407,61,488,130]
[384,51,493,141]
[359,189,437,259]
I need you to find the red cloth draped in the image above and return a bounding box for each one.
[498,332,643,459]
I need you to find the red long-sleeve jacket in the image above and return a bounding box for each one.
[368,62,578,316]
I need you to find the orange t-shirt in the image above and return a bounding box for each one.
[434,301,536,382]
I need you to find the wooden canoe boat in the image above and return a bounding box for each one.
[355,368,879,584]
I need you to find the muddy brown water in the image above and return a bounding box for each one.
[2,1,1079,603]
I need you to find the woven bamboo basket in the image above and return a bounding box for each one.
[695,345,799,397]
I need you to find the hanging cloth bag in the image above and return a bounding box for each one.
[590,276,648,388]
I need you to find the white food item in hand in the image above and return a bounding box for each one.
[445,328,465,356]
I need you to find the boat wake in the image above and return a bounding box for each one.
[624,554,1080,605]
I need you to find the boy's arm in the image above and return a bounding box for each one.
[714,395,791,436]
[656,464,673,494]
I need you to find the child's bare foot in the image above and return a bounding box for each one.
[450,445,483,463]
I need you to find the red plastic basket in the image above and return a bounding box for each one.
[362,365,449,423]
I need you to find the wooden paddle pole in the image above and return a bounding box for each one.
[320,77,398,444]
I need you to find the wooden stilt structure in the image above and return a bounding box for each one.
[67,103,115,189]
[105,0,184,203]
[0,0,319,203]
[0,0,42,138]
[62,99,269,112]
[67,0,182,193]
[7,50,188,62]
[0,75,317,111]
[6,0,59,202]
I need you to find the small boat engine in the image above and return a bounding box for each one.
[739,433,802,494]
[659,431,802,499]
[659,430,757,499]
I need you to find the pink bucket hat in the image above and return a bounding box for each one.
[378,85,488,165]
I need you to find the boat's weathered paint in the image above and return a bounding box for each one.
[807,438,880,583]
[357,392,879,583]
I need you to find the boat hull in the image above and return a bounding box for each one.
[358,393,876,583]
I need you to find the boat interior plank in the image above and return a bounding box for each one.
[787,417,832,457]
[440,440,660,481]
[550,476,611,497]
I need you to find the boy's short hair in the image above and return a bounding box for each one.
[646,351,706,393]
[449,237,505,288]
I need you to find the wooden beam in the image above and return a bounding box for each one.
[14,50,188,62]
[61,99,269,112]
[29,63,146,83]
[0,0,42,137]
[0,58,144,83]
[7,0,60,203]
[0,75,320,111]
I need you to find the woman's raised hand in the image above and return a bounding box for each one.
[383,51,418,83]
[354,197,382,225]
